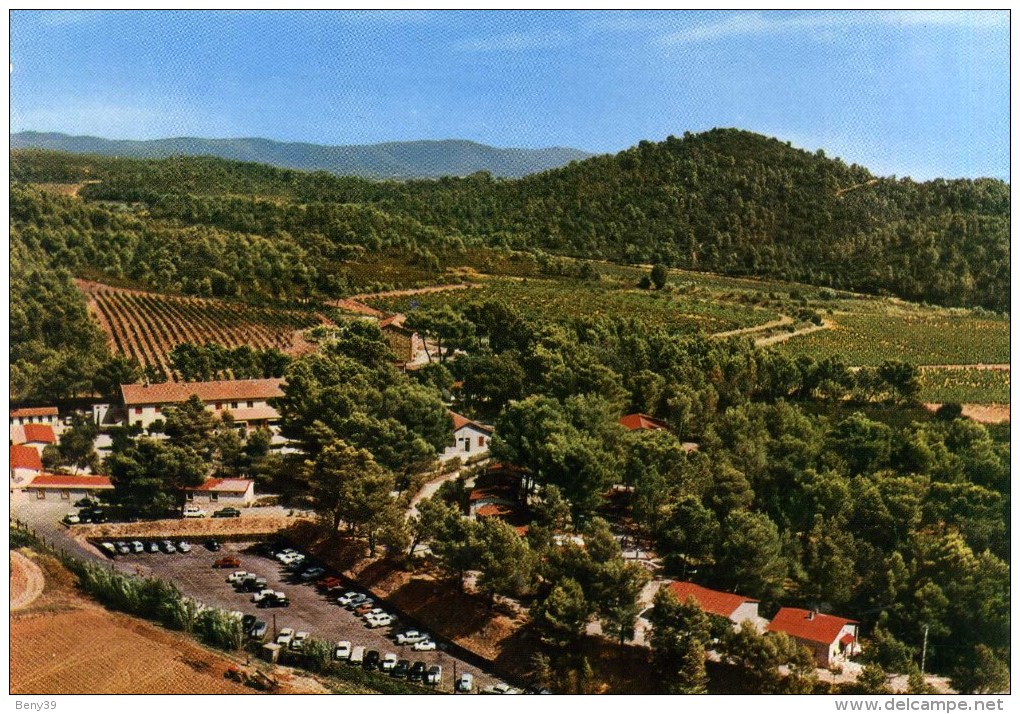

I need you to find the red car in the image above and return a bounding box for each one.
[354,600,377,616]
[317,576,343,590]
[213,556,241,569]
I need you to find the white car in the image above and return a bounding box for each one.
[486,683,520,694]
[336,592,360,607]
[334,640,352,660]
[412,639,437,651]
[177,541,192,553]
[380,653,398,672]
[182,506,206,518]
[252,588,276,603]
[63,513,81,525]
[426,665,442,685]
[366,613,394,628]
[291,631,309,651]
[456,673,474,692]
[131,540,144,553]
[276,627,294,647]
[395,630,428,645]
[362,607,386,620]
[227,570,250,584]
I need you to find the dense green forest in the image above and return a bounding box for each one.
[12,128,1010,310]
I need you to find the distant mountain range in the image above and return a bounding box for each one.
[9,131,595,179]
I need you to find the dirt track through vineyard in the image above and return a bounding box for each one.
[10,551,45,610]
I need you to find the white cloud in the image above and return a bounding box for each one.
[455,29,570,53]
[657,10,1008,45]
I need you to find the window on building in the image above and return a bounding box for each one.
[462,438,470,452]
[135,421,142,428]
[210,493,219,502]
[154,406,161,413]
[61,490,70,500]
[186,492,194,501]
[231,402,238,410]
[36,490,45,500]
[134,407,143,415]
[215,402,222,410]
[247,401,254,408]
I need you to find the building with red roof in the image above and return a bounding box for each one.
[183,477,256,506]
[767,608,859,667]
[25,473,114,502]
[442,410,493,462]
[10,444,43,486]
[10,406,59,427]
[21,424,57,445]
[665,581,765,630]
[618,413,671,431]
[120,378,284,431]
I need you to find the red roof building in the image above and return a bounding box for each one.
[121,378,285,406]
[666,581,763,628]
[618,413,671,431]
[28,474,113,489]
[767,608,859,667]
[10,444,43,472]
[10,406,59,419]
[22,424,56,445]
[183,478,256,505]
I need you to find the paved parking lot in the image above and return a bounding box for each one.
[111,541,498,692]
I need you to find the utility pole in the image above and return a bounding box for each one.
[920,625,929,675]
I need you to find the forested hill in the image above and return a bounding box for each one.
[11,128,1010,311]
[10,131,594,179]
[382,129,1010,311]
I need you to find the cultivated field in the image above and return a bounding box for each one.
[77,280,328,378]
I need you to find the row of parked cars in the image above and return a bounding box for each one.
[330,640,445,686]
[99,539,194,556]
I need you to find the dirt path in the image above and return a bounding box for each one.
[712,314,794,339]
[925,403,1010,424]
[336,283,481,317]
[10,551,45,610]
[755,319,832,346]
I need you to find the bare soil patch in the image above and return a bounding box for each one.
[74,514,311,541]
[925,403,1010,424]
[10,550,45,610]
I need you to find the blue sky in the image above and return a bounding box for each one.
[9,10,1010,180]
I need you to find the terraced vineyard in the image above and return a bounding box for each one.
[77,280,328,378]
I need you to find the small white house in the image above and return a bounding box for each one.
[767,607,859,667]
[442,411,493,461]
[11,424,57,452]
[24,473,114,503]
[183,478,256,506]
[10,444,43,493]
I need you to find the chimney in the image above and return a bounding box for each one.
[807,610,816,620]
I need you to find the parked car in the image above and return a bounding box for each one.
[393,659,411,679]
[74,497,97,508]
[242,576,268,592]
[276,628,294,648]
[228,570,250,584]
[456,673,474,692]
[291,631,309,651]
[349,646,365,666]
[182,505,207,518]
[259,592,289,608]
[409,661,427,682]
[63,513,80,525]
[251,588,275,603]
[116,542,131,555]
[353,600,376,615]
[205,539,222,551]
[334,641,352,660]
[318,576,343,591]
[395,630,428,645]
[380,652,398,673]
[131,540,145,553]
[161,540,177,554]
[299,566,326,581]
[146,541,160,553]
[213,507,241,518]
[339,592,366,608]
[241,614,257,630]
[484,683,520,694]
[412,639,436,652]
[177,541,192,553]
[426,665,442,686]
[366,613,394,628]
[99,542,116,556]
[249,620,268,640]
[214,556,241,569]
[363,650,381,671]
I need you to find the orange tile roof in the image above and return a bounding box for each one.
[10,445,42,471]
[29,473,113,489]
[767,608,858,645]
[667,581,758,619]
[10,406,58,418]
[618,413,670,431]
[221,406,280,422]
[450,411,493,434]
[121,378,285,406]
[184,478,253,493]
[22,424,56,444]
[476,504,515,518]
